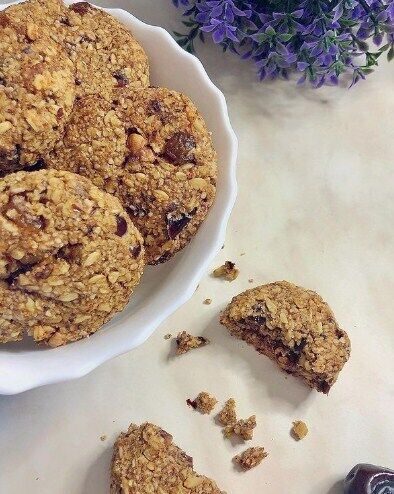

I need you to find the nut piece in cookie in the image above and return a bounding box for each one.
[0,15,75,173]
[111,422,225,493]
[116,87,217,265]
[0,170,144,346]
[225,415,256,441]
[291,420,308,440]
[188,391,218,414]
[176,331,209,355]
[213,261,239,281]
[234,447,268,471]
[217,398,237,426]
[220,281,351,393]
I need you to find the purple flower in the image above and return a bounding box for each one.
[173,0,394,87]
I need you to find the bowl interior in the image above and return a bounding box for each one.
[0,3,237,394]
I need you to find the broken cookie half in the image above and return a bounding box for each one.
[111,422,225,493]
[220,281,351,393]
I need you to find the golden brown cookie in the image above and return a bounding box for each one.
[46,87,218,265]
[220,281,351,393]
[62,1,149,99]
[4,0,149,100]
[116,87,217,264]
[46,95,126,193]
[111,423,224,494]
[0,13,75,173]
[0,169,144,347]
[4,0,68,37]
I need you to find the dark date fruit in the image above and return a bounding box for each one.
[165,208,195,239]
[162,132,196,165]
[344,464,394,494]
[113,71,129,88]
[70,2,91,15]
[115,216,128,237]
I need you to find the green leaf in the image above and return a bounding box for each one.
[379,43,390,52]
[279,33,293,42]
[265,25,276,36]
[388,46,394,62]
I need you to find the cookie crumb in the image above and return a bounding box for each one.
[203,298,212,305]
[248,278,254,283]
[291,420,308,440]
[218,398,237,426]
[225,415,256,441]
[176,331,209,355]
[240,252,245,256]
[100,435,107,442]
[190,391,218,414]
[234,447,268,470]
[164,333,172,340]
[213,261,239,281]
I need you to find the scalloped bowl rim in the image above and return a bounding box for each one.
[0,1,238,395]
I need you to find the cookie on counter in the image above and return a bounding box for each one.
[0,170,144,347]
[220,281,351,393]
[0,13,75,173]
[116,87,217,264]
[111,422,224,493]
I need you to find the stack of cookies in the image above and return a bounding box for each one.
[0,0,218,347]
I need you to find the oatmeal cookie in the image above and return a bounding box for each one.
[0,14,75,173]
[46,95,126,193]
[4,0,149,99]
[116,87,217,264]
[62,1,149,99]
[220,281,351,393]
[4,0,68,38]
[111,422,224,494]
[0,169,144,347]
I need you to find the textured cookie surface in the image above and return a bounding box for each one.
[0,170,144,347]
[117,87,217,264]
[220,281,351,393]
[47,87,218,264]
[111,422,224,494]
[46,95,126,193]
[4,0,149,100]
[0,12,75,173]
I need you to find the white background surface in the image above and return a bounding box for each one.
[1,1,394,493]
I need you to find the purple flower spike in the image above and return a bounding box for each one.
[172,0,394,87]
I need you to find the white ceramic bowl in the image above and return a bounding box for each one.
[0,2,237,395]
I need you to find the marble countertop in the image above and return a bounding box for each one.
[1,1,393,493]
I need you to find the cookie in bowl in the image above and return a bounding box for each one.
[45,95,126,193]
[116,87,218,264]
[220,281,351,393]
[0,169,144,347]
[0,12,75,173]
[46,87,218,265]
